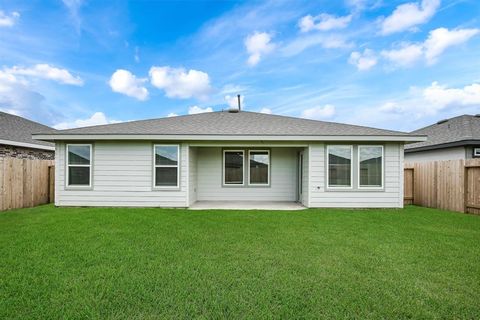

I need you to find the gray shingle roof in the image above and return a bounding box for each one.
[405,114,480,151]
[0,112,54,148]
[35,111,414,137]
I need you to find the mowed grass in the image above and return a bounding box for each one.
[0,205,479,319]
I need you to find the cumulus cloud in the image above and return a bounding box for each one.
[348,49,377,71]
[423,82,480,109]
[299,13,352,32]
[380,0,440,35]
[54,112,121,129]
[167,112,178,117]
[188,105,213,115]
[259,107,272,114]
[381,43,424,67]
[5,64,83,85]
[109,69,148,101]
[244,32,275,66]
[0,10,19,27]
[381,28,479,67]
[149,66,211,99]
[301,104,336,120]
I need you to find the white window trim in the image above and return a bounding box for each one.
[358,145,384,189]
[223,149,245,186]
[153,144,180,189]
[248,150,270,186]
[66,144,92,188]
[326,145,353,189]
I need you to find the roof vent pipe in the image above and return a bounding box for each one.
[237,94,241,111]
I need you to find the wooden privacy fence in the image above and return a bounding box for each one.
[0,157,55,211]
[404,159,480,214]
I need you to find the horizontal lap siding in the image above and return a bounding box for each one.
[55,141,188,207]
[188,147,197,205]
[197,147,297,201]
[308,143,402,208]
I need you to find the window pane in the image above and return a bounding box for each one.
[250,151,269,184]
[224,151,244,184]
[328,146,351,187]
[155,167,178,187]
[68,167,90,186]
[155,146,178,166]
[360,146,382,187]
[68,145,90,165]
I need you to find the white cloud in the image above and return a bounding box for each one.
[54,112,120,129]
[244,32,275,66]
[301,104,336,120]
[381,43,424,67]
[380,0,440,35]
[149,66,211,99]
[188,105,213,115]
[62,0,83,33]
[424,27,480,64]
[349,49,377,71]
[109,69,148,101]
[5,64,83,85]
[259,107,272,114]
[423,82,480,109]
[281,34,351,57]
[381,28,479,67]
[225,94,244,109]
[299,13,352,32]
[0,10,20,27]
[167,112,178,117]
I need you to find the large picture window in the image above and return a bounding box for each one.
[327,145,352,188]
[359,146,383,188]
[249,150,270,185]
[67,144,92,187]
[154,145,179,187]
[223,150,244,185]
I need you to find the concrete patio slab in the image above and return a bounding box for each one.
[189,201,306,211]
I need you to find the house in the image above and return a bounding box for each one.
[33,110,425,208]
[0,111,55,160]
[405,114,480,162]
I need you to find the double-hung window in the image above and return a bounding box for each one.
[154,145,179,188]
[67,144,92,187]
[327,145,352,188]
[358,145,383,188]
[249,150,270,185]
[223,150,244,185]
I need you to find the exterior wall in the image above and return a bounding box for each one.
[301,147,309,206]
[196,147,298,201]
[308,143,403,208]
[0,144,54,160]
[188,147,197,205]
[55,141,188,207]
[404,146,467,162]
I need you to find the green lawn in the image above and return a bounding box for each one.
[0,205,479,319]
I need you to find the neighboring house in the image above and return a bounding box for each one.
[0,111,55,160]
[405,114,480,162]
[33,111,425,208]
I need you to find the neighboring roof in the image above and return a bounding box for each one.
[33,111,425,142]
[405,114,480,152]
[0,112,55,150]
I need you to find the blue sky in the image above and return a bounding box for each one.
[0,0,479,131]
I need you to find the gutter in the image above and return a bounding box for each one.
[0,139,55,151]
[405,139,480,153]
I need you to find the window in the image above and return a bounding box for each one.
[67,144,92,187]
[327,145,352,188]
[154,145,179,187]
[249,150,270,185]
[474,148,480,157]
[359,146,383,188]
[223,150,244,185]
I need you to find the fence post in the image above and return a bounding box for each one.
[48,165,55,204]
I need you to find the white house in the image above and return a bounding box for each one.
[33,111,425,209]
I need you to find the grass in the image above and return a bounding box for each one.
[0,205,479,319]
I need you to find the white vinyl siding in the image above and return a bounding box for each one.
[197,147,298,201]
[188,147,197,205]
[308,143,403,208]
[55,141,188,207]
[301,147,309,207]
